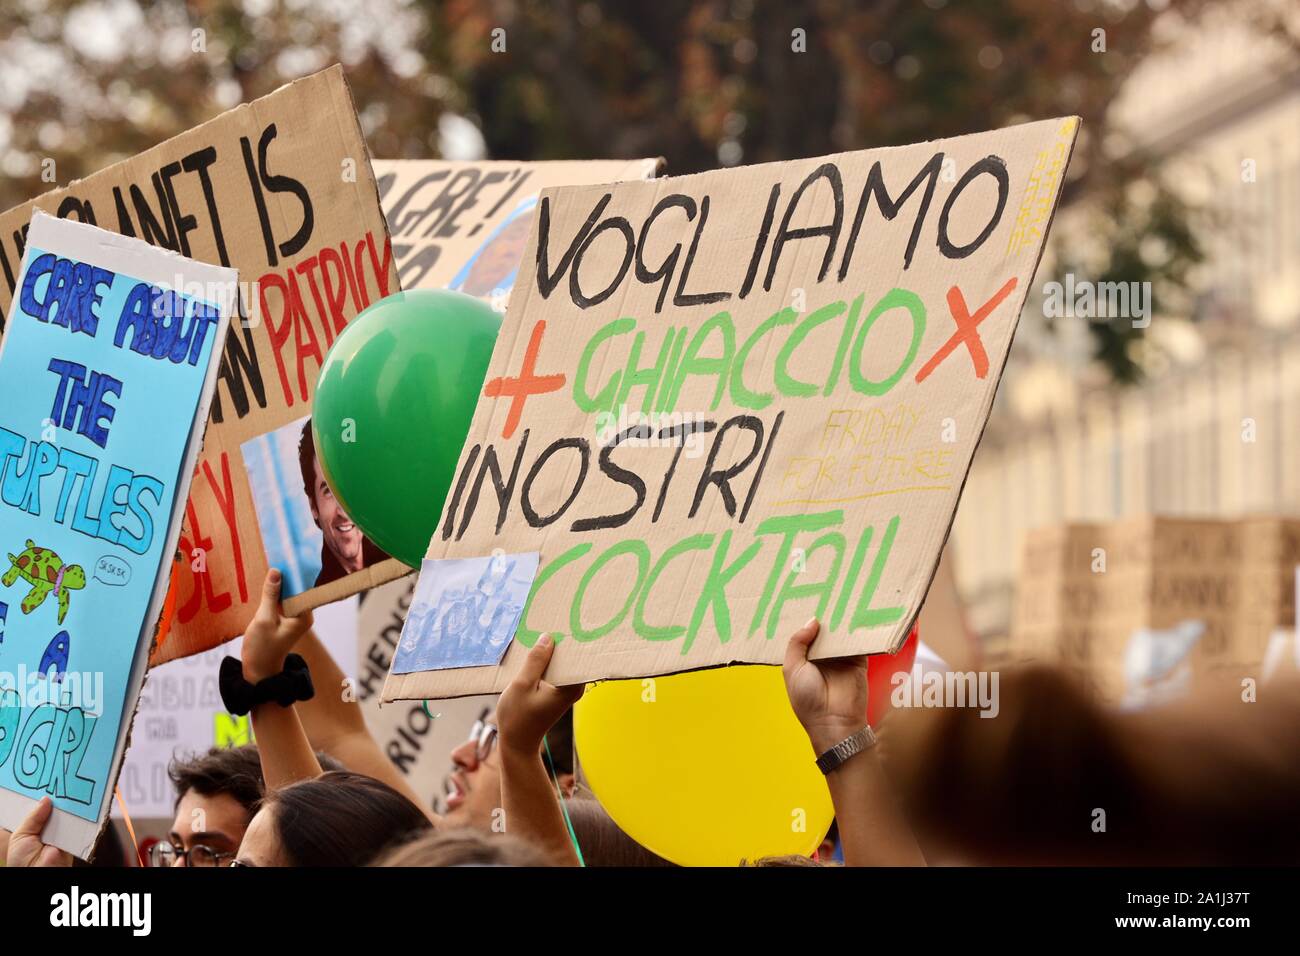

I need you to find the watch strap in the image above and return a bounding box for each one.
[815,724,877,774]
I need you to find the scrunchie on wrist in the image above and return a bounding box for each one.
[219,653,314,716]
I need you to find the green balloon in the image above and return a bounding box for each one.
[313,289,502,568]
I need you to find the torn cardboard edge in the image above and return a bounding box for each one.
[379,116,1080,702]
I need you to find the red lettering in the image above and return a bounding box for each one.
[202,453,249,605]
[318,247,350,338]
[259,272,295,405]
[178,496,231,623]
[914,276,1017,383]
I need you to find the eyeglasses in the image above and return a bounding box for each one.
[465,710,499,762]
[149,840,236,868]
[442,708,498,805]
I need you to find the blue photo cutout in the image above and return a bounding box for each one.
[392,552,540,674]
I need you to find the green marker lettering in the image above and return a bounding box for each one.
[774,300,846,397]
[748,510,845,636]
[570,539,650,643]
[633,532,715,642]
[517,543,593,646]
[730,307,797,410]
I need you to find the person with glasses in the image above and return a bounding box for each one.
[443,691,577,831]
[151,744,345,867]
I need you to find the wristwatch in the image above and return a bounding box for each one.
[815,725,877,774]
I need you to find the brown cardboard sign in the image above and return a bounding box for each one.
[0,67,402,662]
[383,117,1079,700]
[358,158,661,801]
[1012,516,1300,701]
[375,158,662,300]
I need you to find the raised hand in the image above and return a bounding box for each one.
[243,569,314,683]
[5,797,74,867]
[496,635,584,757]
[781,617,870,753]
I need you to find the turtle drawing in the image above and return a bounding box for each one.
[2,540,86,625]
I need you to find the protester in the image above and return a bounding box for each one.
[782,617,927,866]
[235,770,432,867]
[884,665,1300,865]
[237,568,438,823]
[160,745,268,867]
[3,798,72,867]
[375,827,551,867]
[562,793,675,867]
[443,695,576,830]
[155,745,343,867]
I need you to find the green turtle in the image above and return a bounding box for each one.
[2,540,85,624]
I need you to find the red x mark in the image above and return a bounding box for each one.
[914,276,1018,383]
[484,320,566,439]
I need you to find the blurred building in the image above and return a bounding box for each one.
[953,6,1300,659]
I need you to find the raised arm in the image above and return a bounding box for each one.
[241,569,323,791]
[293,628,440,824]
[782,617,926,866]
[495,636,585,866]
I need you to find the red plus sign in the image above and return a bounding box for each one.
[484,320,566,439]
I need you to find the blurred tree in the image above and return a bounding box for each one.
[0,0,444,212]
[0,0,1244,381]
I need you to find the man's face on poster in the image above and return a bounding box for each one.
[461,213,534,297]
[309,452,364,573]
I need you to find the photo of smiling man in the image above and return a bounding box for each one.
[298,419,390,588]
[241,416,391,599]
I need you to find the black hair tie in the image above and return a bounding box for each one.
[219,653,315,716]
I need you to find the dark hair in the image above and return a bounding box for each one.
[564,794,674,867]
[374,827,552,867]
[741,854,825,867]
[889,666,1300,865]
[259,770,433,867]
[169,745,265,815]
[542,708,575,777]
[169,744,345,815]
[298,419,317,504]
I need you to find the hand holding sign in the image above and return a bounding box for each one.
[243,569,315,683]
[782,617,870,752]
[3,797,73,867]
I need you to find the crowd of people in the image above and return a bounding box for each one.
[5,568,1300,868]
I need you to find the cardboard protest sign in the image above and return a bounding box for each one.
[0,213,233,857]
[382,116,1080,701]
[375,158,662,302]
[0,66,402,665]
[358,159,660,801]
[1012,516,1300,701]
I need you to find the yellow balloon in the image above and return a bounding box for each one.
[574,665,834,867]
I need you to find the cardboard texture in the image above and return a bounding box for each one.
[1010,516,1300,701]
[0,66,403,664]
[0,213,234,858]
[383,116,1080,701]
[358,158,660,802]
[375,158,663,298]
